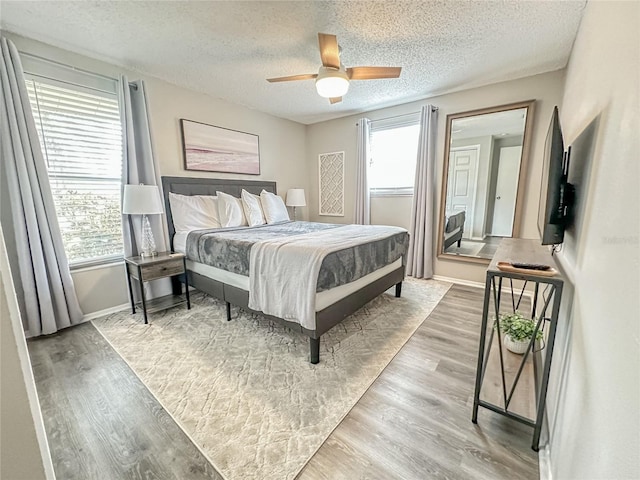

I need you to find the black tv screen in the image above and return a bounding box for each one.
[538,106,567,245]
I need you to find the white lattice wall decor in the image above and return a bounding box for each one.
[318,151,345,216]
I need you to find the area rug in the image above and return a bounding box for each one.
[446,239,485,256]
[93,278,451,480]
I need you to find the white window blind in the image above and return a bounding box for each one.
[25,76,124,266]
[369,113,421,196]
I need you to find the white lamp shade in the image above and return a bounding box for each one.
[285,188,306,207]
[122,184,164,215]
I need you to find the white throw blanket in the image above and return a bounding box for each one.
[248,224,406,330]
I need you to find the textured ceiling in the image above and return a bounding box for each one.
[1,1,585,124]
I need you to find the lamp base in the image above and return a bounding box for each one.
[140,215,157,258]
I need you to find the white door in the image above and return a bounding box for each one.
[446,147,479,239]
[491,146,522,236]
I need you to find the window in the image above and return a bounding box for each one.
[24,65,123,267]
[369,115,420,195]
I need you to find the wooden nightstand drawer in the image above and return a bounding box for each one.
[139,258,184,281]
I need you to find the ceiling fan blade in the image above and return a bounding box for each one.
[329,97,342,104]
[347,66,402,80]
[267,73,317,83]
[318,33,340,69]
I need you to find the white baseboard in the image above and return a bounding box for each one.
[82,286,197,322]
[82,288,195,322]
[23,303,130,338]
[433,275,485,289]
[433,274,534,300]
[83,302,129,322]
[538,443,552,480]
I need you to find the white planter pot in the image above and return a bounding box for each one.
[504,334,531,354]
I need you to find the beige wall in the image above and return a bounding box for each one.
[544,2,640,478]
[0,230,53,480]
[4,32,308,316]
[370,196,412,231]
[5,12,639,477]
[2,32,565,311]
[306,70,565,283]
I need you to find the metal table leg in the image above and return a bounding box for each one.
[138,265,148,325]
[126,268,136,314]
[183,258,191,309]
[472,274,493,423]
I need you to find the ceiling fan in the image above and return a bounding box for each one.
[267,33,402,104]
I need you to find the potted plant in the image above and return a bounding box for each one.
[494,312,544,354]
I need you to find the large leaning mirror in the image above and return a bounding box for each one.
[438,100,535,263]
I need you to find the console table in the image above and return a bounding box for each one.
[471,238,564,451]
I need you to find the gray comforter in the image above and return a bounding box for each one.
[185,221,408,292]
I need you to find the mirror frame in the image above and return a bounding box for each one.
[437,100,536,264]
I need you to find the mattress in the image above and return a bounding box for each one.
[174,222,406,315]
[444,226,462,240]
[184,221,408,292]
[186,257,403,312]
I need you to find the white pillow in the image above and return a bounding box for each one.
[260,190,290,224]
[169,192,220,233]
[217,191,248,228]
[241,189,266,227]
[195,195,220,226]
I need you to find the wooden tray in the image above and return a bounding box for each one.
[496,262,558,277]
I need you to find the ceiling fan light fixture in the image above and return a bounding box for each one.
[315,66,349,98]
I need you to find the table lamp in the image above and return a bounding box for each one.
[122,184,164,257]
[285,188,306,221]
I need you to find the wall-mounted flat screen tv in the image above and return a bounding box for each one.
[538,106,574,246]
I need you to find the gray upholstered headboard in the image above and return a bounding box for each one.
[161,176,277,251]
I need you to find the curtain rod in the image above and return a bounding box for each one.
[19,51,138,89]
[19,51,116,81]
[356,106,438,126]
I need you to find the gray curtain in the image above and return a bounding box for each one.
[0,37,83,336]
[407,105,438,279]
[354,118,371,225]
[119,76,169,297]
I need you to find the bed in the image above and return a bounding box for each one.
[161,176,408,364]
[444,210,466,250]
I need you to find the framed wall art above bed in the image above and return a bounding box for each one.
[180,119,260,175]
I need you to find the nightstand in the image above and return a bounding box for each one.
[124,252,191,324]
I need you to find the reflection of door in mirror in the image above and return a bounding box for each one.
[489,145,522,236]
[438,101,535,263]
[446,147,479,240]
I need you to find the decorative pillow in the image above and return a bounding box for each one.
[241,189,266,227]
[168,192,220,233]
[217,191,248,228]
[260,190,290,224]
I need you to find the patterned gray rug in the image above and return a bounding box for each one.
[94,278,451,479]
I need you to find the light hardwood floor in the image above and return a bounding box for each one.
[28,284,538,479]
[298,284,538,479]
[28,321,222,480]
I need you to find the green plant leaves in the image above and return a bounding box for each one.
[493,311,543,341]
